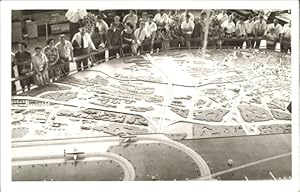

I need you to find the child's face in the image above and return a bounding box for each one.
[35,49,42,55]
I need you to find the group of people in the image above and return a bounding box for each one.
[66,9,291,53]
[12,34,73,94]
[12,9,291,95]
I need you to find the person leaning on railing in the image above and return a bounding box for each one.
[90,26,104,62]
[134,21,147,54]
[120,22,135,56]
[144,15,158,53]
[43,38,61,82]
[181,14,194,49]
[14,41,33,92]
[107,22,122,58]
[222,15,236,48]
[71,27,97,72]
[235,16,247,49]
[157,28,172,51]
[55,34,74,77]
[192,16,203,48]
[244,15,255,48]
[253,15,267,49]
[32,47,49,85]
[280,21,291,53]
[208,19,224,49]
[169,16,183,49]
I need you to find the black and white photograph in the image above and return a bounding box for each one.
[1,1,299,192]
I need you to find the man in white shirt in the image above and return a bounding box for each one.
[180,10,194,24]
[223,15,235,48]
[71,27,97,71]
[244,15,255,48]
[134,21,147,54]
[181,14,194,49]
[65,9,87,40]
[144,15,157,52]
[153,10,169,29]
[280,21,291,53]
[32,47,49,85]
[56,34,74,76]
[235,17,247,48]
[253,15,267,49]
[265,19,282,38]
[122,10,138,30]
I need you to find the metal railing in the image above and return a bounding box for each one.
[11,36,290,95]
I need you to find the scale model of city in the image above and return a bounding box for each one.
[12,49,291,181]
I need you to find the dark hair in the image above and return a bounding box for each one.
[161,28,167,33]
[47,38,55,45]
[18,41,27,48]
[34,46,42,51]
[126,22,134,30]
[93,26,100,32]
[148,15,153,19]
[186,14,190,19]
[130,10,135,14]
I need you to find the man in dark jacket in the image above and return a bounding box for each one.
[14,41,33,92]
[107,22,122,58]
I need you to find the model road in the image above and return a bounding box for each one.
[13,152,135,181]
[13,134,212,180]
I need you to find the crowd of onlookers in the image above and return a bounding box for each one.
[12,9,291,95]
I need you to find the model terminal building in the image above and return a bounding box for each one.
[11,9,291,181]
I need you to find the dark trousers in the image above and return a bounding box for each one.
[142,39,152,52]
[69,22,81,41]
[191,37,201,48]
[108,47,121,58]
[74,48,89,72]
[59,57,69,76]
[223,33,236,48]
[122,45,132,56]
[280,38,291,53]
[254,33,264,49]
[266,43,276,50]
[19,74,32,92]
[12,81,16,95]
[246,33,255,48]
[170,38,182,49]
[236,36,246,49]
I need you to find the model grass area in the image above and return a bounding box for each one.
[218,155,291,180]
[107,143,199,180]
[180,134,291,178]
[12,160,124,181]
